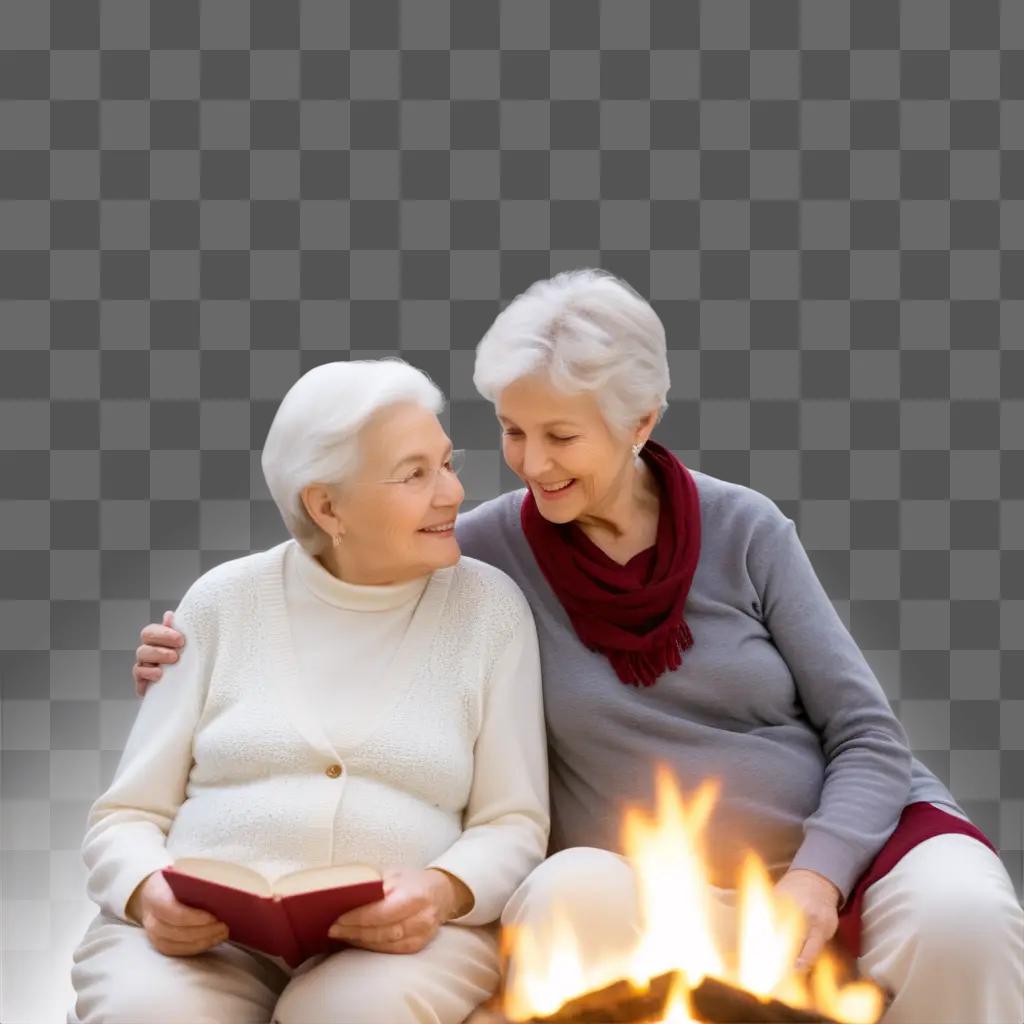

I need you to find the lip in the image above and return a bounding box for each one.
[418,522,456,536]
[534,479,577,501]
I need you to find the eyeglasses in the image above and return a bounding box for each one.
[359,449,467,492]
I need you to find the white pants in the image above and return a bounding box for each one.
[501,835,1024,1024]
[69,910,500,1024]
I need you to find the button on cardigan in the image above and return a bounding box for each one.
[80,540,550,929]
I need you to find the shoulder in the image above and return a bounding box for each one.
[448,555,532,615]
[443,554,534,639]
[454,489,528,572]
[175,542,284,621]
[686,469,797,585]
[455,489,525,538]
[690,469,791,541]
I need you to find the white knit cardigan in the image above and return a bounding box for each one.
[81,540,551,928]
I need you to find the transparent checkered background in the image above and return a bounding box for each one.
[1,2,1023,1021]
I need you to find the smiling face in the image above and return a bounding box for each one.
[496,374,654,525]
[303,401,464,584]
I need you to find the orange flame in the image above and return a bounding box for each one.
[502,766,884,1023]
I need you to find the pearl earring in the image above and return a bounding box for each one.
[632,442,643,457]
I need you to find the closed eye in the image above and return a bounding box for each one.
[502,430,578,443]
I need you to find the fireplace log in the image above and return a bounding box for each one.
[690,976,842,1024]
[479,970,846,1024]
[527,970,676,1022]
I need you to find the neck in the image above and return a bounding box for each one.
[575,455,660,544]
[316,546,423,587]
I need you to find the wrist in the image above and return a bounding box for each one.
[426,868,473,921]
[125,877,150,924]
[787,868,841,906]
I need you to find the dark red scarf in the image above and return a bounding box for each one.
[520,439,701,687]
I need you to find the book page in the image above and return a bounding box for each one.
[273,863,380,896]
[171,858,273,897]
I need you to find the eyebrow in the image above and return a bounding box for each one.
[389,444,453,474]
[497,416,579,429]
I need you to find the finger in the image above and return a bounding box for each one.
[332,894,413,929]
[335,909,437,944]
[329,922,409,946]
[342,936,426,955]
[794,922,829,972]
[148,913,226,944]
[137,644,180,665]
[154,929,229,957]
[140,623,185,649]
[152,900,221,927]
[149,920,229,948]
[133,666,163,697]
[150,915,225,937]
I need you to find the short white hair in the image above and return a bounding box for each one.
[472,268,670,437]
[261,359,445,555]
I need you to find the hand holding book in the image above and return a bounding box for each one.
[327,866,474,955]
[127,870,230,957]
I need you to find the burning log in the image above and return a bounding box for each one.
[543,972,841,1023]
[476,970,847,1024]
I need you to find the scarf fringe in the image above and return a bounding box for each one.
[612,619,695,688]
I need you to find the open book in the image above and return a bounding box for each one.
[162,858,385,968]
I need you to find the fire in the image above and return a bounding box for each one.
[502,766,885,1023]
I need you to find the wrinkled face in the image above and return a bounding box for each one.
[333,402,464,583]
[496,374,638,524]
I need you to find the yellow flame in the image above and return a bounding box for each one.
[736,852,806,997]
[661,974,698,1023]
[812,951,887,1024]
[622,773,725,988]
[501,766,884,1024]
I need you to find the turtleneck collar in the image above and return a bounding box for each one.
[288,540,430,612]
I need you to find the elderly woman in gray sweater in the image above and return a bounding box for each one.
[136,270,1022,1024]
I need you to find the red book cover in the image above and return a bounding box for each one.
[162,860,385,968]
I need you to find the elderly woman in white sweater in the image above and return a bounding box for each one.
[69,360,549,1024]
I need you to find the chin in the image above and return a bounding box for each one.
[424,540,461,570]
[534,502,579,524]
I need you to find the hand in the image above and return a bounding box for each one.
[126,870,229,957]
[133,611,185,697]
[774,868,841,972]
[327,868,472,955]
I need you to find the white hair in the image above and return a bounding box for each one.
[472,268,670,437]
[261,359,445,556]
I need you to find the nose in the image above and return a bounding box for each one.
[434,465,464,508]
[521,439,551,480]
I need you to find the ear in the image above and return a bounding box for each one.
[636,408,659,446]
[300,482,346,539]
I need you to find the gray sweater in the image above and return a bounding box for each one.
[455,471,962,900]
